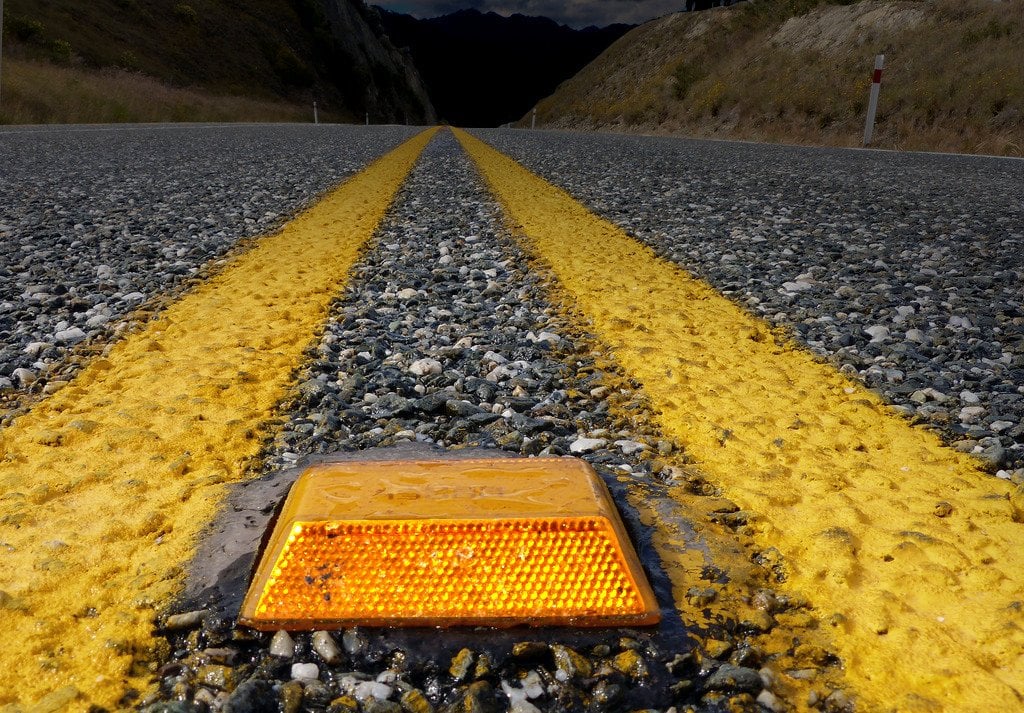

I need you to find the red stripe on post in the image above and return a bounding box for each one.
[872,69,883,84]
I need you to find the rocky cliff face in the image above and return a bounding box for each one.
[321,0,437,124]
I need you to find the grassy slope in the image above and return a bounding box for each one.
[532,0,1024,155]
[0,0,365,123]
[0,59,321,125]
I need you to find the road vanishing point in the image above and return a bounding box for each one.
[0,125,1022,713]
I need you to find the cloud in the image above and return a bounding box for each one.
[377,0,686,28]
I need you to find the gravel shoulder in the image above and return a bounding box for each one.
[473,129,1024,476]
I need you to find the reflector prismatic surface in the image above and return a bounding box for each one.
[239,457,660,628]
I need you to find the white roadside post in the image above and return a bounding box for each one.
[863,54,885,146]
[365,111,369,126]
[532,107,537,129]
[313,101,319,124]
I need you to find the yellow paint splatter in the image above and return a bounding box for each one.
[0,128,436,710]
[457,128,1024,712]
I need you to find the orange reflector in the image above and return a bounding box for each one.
[238,457,660,629]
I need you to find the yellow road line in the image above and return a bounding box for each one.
[0,128,436,710]
[457,129,1024,712]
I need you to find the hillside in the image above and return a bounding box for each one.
[528,0,1023,155]
[1,0,436,124]
[379,8,632,126]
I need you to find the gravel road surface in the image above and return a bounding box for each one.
[475,130,1024,475]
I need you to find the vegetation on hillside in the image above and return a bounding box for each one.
[0,0,433,124]
[530,0,1023,156]
[0,59,323,125]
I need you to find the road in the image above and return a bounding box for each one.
[0,125,1021,712]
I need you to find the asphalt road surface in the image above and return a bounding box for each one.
[0,125,1021,713]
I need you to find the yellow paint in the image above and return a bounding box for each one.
[457,129,1024,712]
[0,128,436,710]
[539,280,850,707]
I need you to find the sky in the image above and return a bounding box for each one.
[376,0,686,28]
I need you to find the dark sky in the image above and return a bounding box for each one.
[376,0,685,28]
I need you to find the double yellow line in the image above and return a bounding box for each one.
[1,126,1020,711]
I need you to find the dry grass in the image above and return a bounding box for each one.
[0,59,326,124]
[533,0,1024,156]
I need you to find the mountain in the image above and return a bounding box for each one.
[526,0,1023,156]
[378,8,633,126]
[2,0,436,123]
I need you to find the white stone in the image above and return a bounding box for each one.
[54,327,87,345]
[863,325,890,343]
[757,690,785,713]
[521,670,544,698]
[893,305,916,323]
[990,421,1015,433]
[409,358,443,376]
[614,439,646,455]
[905,328,927,343]
[23,341,51,357]
[959,406,986,424]
[569,437,608,454]
[269,630,295,658]
[960,390,980,404]
[396,288,419,300]
[353,681,393,701]
[781,280,814,292]
[312,631,342,665]
[922,388,949,403]
[291,663,319,681]
[121,291,146,303]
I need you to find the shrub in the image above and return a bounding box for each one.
[118,50,140,71]
[49,39,73,65]
[673,61,708,100]
[273,46,314,87]
[173,4,198,23]
[9,17,46,42]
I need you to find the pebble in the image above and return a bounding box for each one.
[353,681,393,701]
[569,437,608,454]
[163,610,205,631]
[409,358,443,376]
[270,629,296,658]
[703,664,764,694]
[291,663,320,681]
[312,630,342,665]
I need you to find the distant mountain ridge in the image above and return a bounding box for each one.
[2,0,436,123]
[378,7,633,126]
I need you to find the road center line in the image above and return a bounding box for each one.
[0,128,436,710]
[456,128,1024,712]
